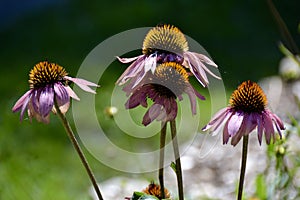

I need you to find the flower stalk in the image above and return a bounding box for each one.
[237,135,249,200]
[170,120,184,200]
[54,100,104,200]
[159,122,167,199]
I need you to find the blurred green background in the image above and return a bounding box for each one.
[1,0,299,199]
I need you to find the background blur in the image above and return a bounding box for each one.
[1,0,299,199]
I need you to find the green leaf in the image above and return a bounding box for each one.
[132,191,147,200]
[170,161,176,173]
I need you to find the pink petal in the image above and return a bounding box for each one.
[116,55,146,85]
[116,56,140,63]
[12,90,32,113]
[65,76,99,94]
[227,111,244,137]
[65,86,80,101]
[202,108,231,135]
[263,112,274,144]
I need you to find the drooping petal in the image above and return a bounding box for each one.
[39,85,54,117]
[202,107,228,129]
[186,52,221,80]
[142,103,162,126]
[65,86,80,101]
[116,55,146,85]
[12,90,32,113]
[223,113,234,144]
[227,111,244,137]
[231,114,249,146]
[257,114,264,145]
[167,99,178,121]
[269,110,285,133]
[144,53,157,74]
[202,108,231,136]
[262,112,275,144]
[19,92,33,121]
[116,56,140,63]
[183,52,208,87]
[65,76,99,94]
[54,82,70,107]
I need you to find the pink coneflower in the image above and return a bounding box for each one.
[12,61,99,123]
[202,80,285,146]
[124,62,205,126]
[116,24,220,88]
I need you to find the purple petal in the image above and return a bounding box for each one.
[223,113,234,144]
[262,112,274,144]
[167,99,178,121]
[227,111,244,137]
[116,55,146,85]
[39,86,54,117]
[142,104,162,126]
[202,107,229,131]
[189,52,221,79]
[54,82,70,107]
[269,111,285,131]
[231,114,252,146]
[65,76,99,94]
[257,114,263,145]
[183,52,208,87]
[12,90,32,113]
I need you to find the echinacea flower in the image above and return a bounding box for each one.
[12,61,99,123]
[116,24,220,88]
[124,62,205,126]
[142,182,171,199]
[202,80,285,146]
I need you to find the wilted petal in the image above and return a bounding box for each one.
[65,86,80,101]
[65,76,99,94]
[202,107,229,131]
[116,55,146,85]
[144,53,157,73]
[116,56,140,63]
[12,90,32,113]
[183,52,208,87]
[39,86,54,117]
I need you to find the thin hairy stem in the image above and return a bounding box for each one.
[159,122,167,199]
[170,120,184,200]
[54,102,104,200]
[237,135,249,200]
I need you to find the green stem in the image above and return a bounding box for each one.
[159,122,167,199]
[237,135,249,200]
[54,102,104,200]
[170,120,184,200]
